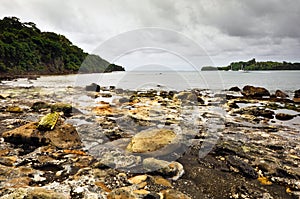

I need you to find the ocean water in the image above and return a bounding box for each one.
[2,70,300,92]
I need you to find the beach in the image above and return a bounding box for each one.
[0,73,299,198]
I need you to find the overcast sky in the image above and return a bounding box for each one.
[1,0,300,70]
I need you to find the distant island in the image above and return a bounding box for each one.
[202,58,300,71]
[0,17,124,76]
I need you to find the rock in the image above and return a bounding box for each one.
[107,188,137,199]
[101,93,113,98]
[161,189,191,199]
[119,97,129,103]
[6,106,23,113]
[28,188,67,199]
[0,93,10,99]
[152,176,172,187]
[176,91,197,101]
[294,89,300,98]
[31,101,50,112]
[234,107,274,119]
[275,113,295,121]
[229,86,241,92]
[128,175,148,184]
[38,112,59,131]
[143,158,184,180]
[241,85,270,98]
[2,121,82,149]
[275,90,289,98]
[226,155,258,179]
[86,83,100,92]
[115,88,124,94]
[51,103,72,116]
[126,128,176,153]
[0,188,67,199]
[293,89,300,103]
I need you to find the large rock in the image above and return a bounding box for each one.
[241,85,270,98]
[229,86,241,92]
[294,89,300,98]
[126,128,176,153]
[85,83,100,92]
[275,113,295,121]
[294,89,300,103]
[2,121,82,149]
[275,90,288,98]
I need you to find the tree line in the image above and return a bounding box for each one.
[0,17,124,75]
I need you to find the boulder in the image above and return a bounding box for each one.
[126,128,176,153]
[2,121,82,149]
[176,91,197,101]
[51,103,72,116]
[85,83,100,92]
[229,86,241,92]
[275,113,295,121]
[31,101,50,112]
[241,85,270,98]
[294,89,300,98]
[293,89,300,103]
[275,90,289,99]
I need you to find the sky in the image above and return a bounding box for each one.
[1,0,300,71]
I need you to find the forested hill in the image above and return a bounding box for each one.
[0,17,124,75]
[217,58,300,71]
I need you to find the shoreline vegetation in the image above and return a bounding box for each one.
[0,16,125,79]
[202,58,300,71]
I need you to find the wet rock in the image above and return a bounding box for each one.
[51,103,72,116]
[6,106,23,113]
[85,83,100,92]
[226,155,258,179]
[2,121,82,149]
[275,90,289,98]
[234,107,274,119]
[31,101,50,112]
[126,128,176,153]
[275,113,295,121]
[229,86,241,92]
[241,85,270,98]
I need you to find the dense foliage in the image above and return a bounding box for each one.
[0,17,124,75]
[218,58,300,71]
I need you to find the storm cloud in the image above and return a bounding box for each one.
[1,0,300,69]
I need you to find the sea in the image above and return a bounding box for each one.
[2,70,300,93]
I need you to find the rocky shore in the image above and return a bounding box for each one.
[0,82,299,199]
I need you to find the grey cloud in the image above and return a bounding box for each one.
[0,0,299,67]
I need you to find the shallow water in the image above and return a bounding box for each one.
[2,70,300,92]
